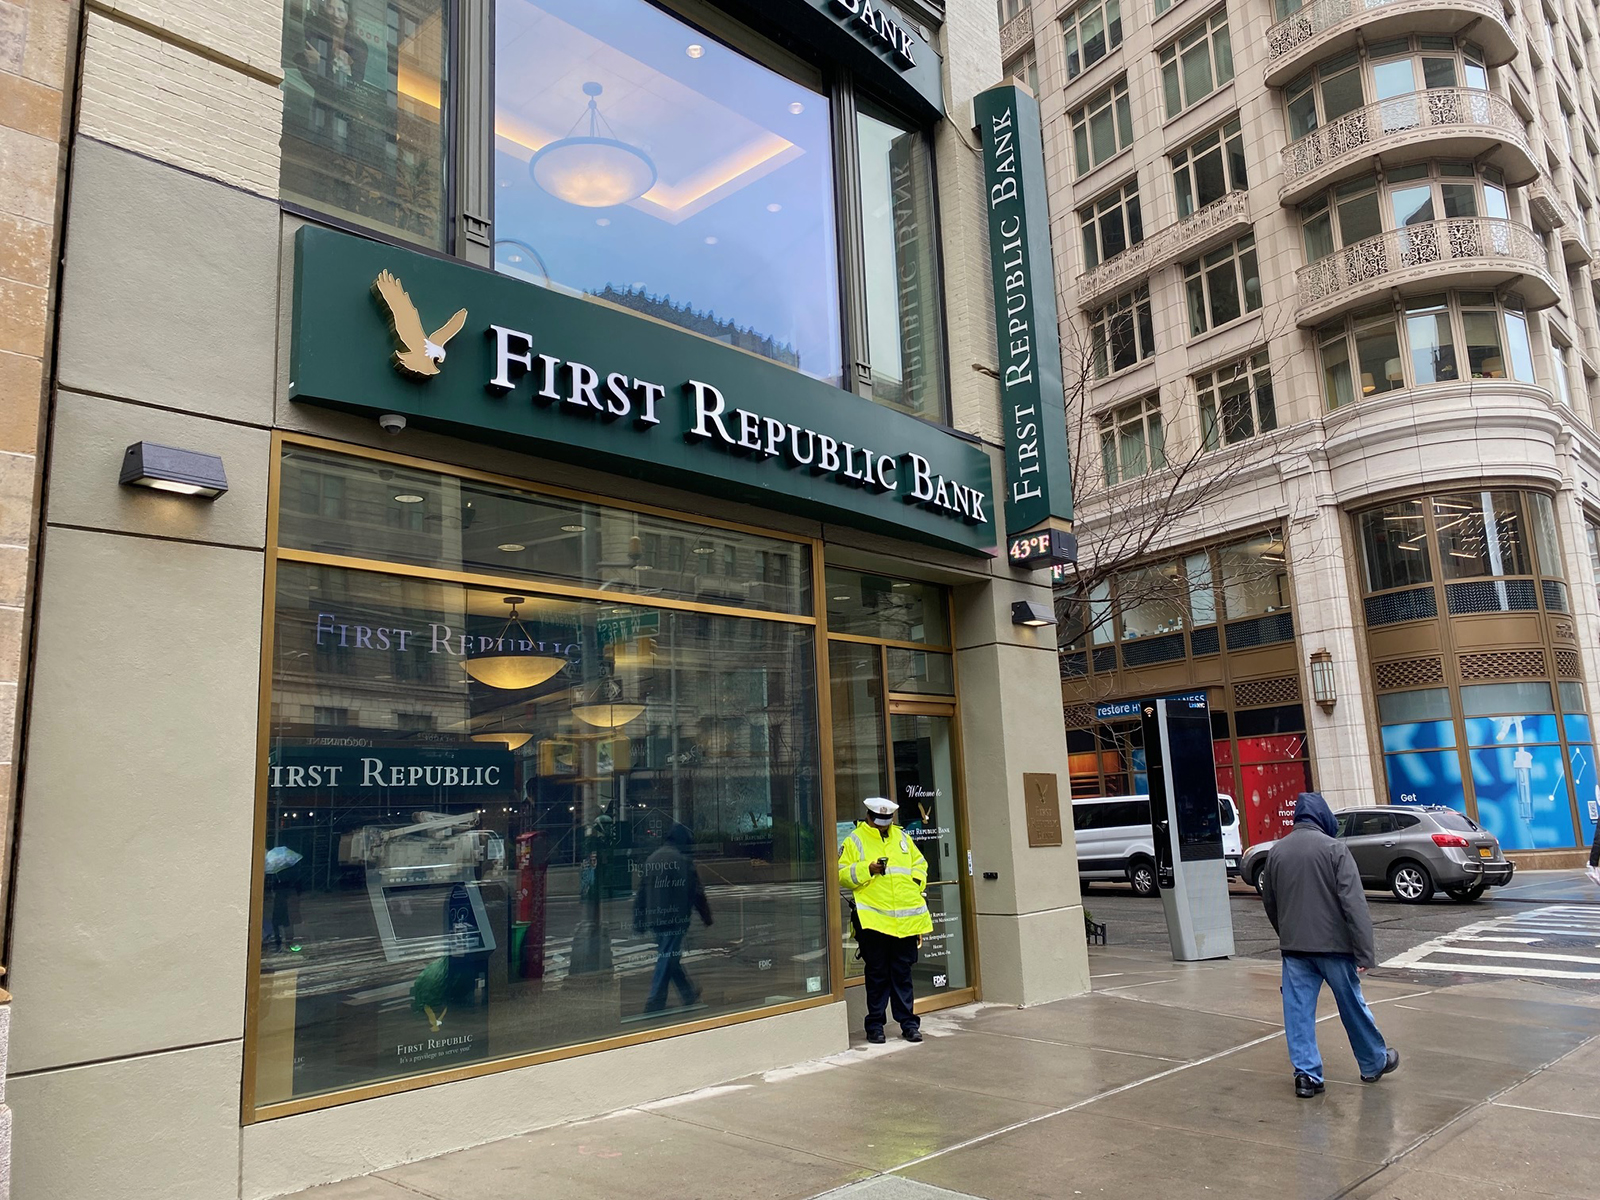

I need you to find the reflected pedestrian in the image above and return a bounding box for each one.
[634,823,712,1013]
[1586,813,1600,885]
[838,797,932,1044]
[1262,792,1400,1098]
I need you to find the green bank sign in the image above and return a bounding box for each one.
[975,84,1075,559]
[289,227,995,556]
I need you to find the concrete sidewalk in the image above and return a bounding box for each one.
[292,948,1600,1200]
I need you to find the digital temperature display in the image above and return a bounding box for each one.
[1006,527,1077,569]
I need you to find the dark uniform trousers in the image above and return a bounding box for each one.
[859,927,919,1034]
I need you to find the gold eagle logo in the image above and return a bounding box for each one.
[372,270,467,378]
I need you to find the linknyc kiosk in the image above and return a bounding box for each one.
[1140,694,1236,961]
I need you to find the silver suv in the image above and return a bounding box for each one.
[1240,805,1514,903]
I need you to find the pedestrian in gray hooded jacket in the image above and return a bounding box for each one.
[1261,792,1399,1098]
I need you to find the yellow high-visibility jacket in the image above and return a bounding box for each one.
[838,821,933,938]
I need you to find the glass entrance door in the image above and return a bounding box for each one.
[824,568,973,1008]
[890,709,969,995]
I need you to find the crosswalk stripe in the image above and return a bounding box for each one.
[1423,945,1600,966]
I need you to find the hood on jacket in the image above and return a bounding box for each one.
[1293,792,1339,837]
[664,822,694,851]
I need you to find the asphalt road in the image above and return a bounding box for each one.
[1080,868,1600,992]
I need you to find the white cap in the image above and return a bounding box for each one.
[863,796,899,815]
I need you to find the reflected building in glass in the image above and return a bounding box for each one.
[1003,0,1600,856]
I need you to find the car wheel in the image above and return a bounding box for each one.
[1128,858,1157,897]
[1249,865,1265,896]
[1444,881,1488,903]
[1389,861,1435,904]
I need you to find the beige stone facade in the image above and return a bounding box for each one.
[1004,0,1600,857]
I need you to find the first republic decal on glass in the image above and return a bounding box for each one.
[369,268,989,528]
[975,84,1076,552]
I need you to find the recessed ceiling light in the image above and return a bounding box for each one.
[832,594,850,601]
[892,581,911,589]
[789,101,805,115]
[561,523,586,533]
[635,563,653,571]
[766,202,782,212]
[686,43,704,57]
[499,179,510,188]
[704,235,718,244]
[393,493,425,504]
[498,543,526,552]
[596,217,611,226]
[508,255,522,263]
[693,544,716,555]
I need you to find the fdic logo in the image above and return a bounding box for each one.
[372,270,467,379]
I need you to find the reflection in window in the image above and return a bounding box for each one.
[1183,234,1260,336]
[1062,0,1123,80]
[1171,117,1247,218]
[279,0,450,247]
[857,108,947,420]
[493,0,841,384]
[825,569,951,645]
[1359,500,1432,591]
[1088,283,1155,377]
[1197,350,1275,449]
[1160,10,1233,119]
[1115,564,1187,640]
[279,445,812,615]
[1070,79,1134,176]
[1434,491,1530,579]
[254,561,826,1106]
[1530,493,1564,578]
[1217,532,1288,619]
[1080,180,1143,269]
[1099,395,1164,485]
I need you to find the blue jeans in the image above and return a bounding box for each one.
[1281,953,1389,1082]
[645,930,697,1011]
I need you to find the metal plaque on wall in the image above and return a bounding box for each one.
[1023,772,1063,847]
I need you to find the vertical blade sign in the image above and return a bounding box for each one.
[975,84,1076,554]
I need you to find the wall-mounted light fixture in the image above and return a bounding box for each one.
[1309,648,1337,709]
[1011,600,1053,627]
[119,442,228,499]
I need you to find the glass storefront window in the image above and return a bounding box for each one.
[492,0,843,385]
[280,445,812,615]
[856,107,948,421]
[278,0,450,247]
[1217,533,1289,618]
[1530,492,1564,578]
[255,553,827,1108]
[825,569,951,644]
[1434,491,1530,579]
[1115,564,1187,640]
[1359,500,1432,591]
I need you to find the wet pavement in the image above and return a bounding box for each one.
[290,936,1600,1200]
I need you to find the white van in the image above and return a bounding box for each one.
[1074,793,1243,896]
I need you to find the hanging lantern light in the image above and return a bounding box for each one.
[464,596,567,691]
[529,82,657,208]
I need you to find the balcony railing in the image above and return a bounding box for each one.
[1281,89,1528,190]
[1297,217,1550,316]
[1077,190,1251,307]
[999,6,1034,59]
[1267,0,1511,66]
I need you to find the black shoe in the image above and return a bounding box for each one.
[866,1029,886,1044]
[1294,1073,1325,1099]
[902,1026,923,1043]
[1361,1048,1400,1083]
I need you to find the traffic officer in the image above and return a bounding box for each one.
[838,796,933,1043]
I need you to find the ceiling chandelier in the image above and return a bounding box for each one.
[463,596,567,691]
[572,671,645,729]
[529,82,657,208]
[471,731,534,751]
